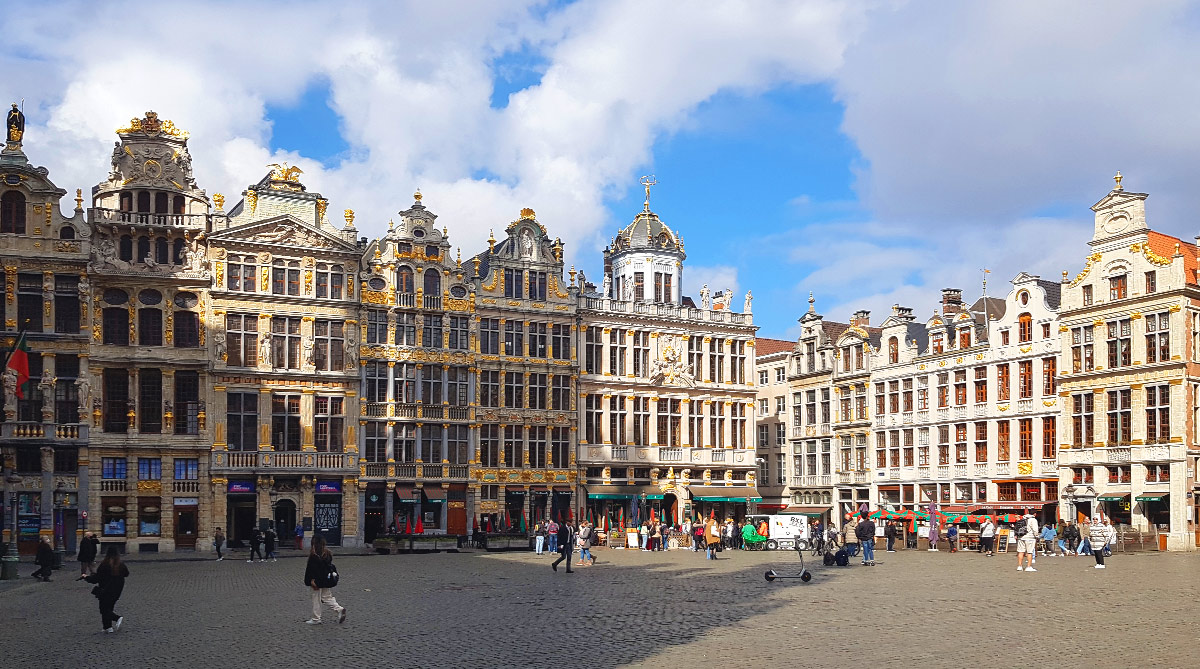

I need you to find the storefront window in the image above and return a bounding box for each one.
[102,497,126,536]
[139,498,161,536]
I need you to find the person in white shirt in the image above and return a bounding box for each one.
[1016,513,1039,572]
[979,518,996,556]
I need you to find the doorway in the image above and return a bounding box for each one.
[273,499,296,546]
[227,496,256,547]
[63,510,78,554]
[174,507,197,549]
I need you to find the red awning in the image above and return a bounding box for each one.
[505,485,526,492]
[553,486,573,493]
[529,485,549,492]
[422,486,447,500]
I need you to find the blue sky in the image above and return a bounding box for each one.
[7,1,1200,341]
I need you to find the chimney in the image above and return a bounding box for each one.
[896,305,914,321]
[851,309,871,328]
[941,288,964,315]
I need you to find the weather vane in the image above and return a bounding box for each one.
[640,174,657,210]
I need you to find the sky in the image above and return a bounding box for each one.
[5,0,1200,339]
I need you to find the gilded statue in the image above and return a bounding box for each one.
[7,103,25,142]
[268,162,303,183]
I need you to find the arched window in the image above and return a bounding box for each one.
[155,237,169,264]
[136,191,150,212]
[119,235,133,261]
[119,192,133,212]
[423,268,441,295]
[396,266,414,294]
[1,191,27,234]
[173,238,186,264]
[1018,313,1032,343]
[888,337,898,364]
[137,236,151,262]
[173,195,185,215]
[59,226,76,239]
[154,192,169,213]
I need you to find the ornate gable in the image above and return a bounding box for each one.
[210,215,357,254]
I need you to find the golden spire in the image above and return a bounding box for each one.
[213,192,225,211]
[344,209,355,227]
[74,188,83,211]
[569,265,577,286]
[1114,171,1123,190]
[639,174,657,211]
[456,247,462,267]
[388,218,394,230]
[414,189,422,202]
[488,229,495,252]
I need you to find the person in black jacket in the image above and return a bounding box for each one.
[247,528,264,563]
[884,522,898,553]
[77,531,100,580]
[303,535,346,625]
[551,522,575,573]
[265,526,278,562]
[85,545,129,633]
[855,515,877,566]
[32,536,54,582]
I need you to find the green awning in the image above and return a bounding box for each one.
[589,494,633,500]
[586,485,664,500]
[1135,493,1168,502]
[1097,494,1129,502]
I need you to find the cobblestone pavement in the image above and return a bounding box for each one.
[1,545,1195,668]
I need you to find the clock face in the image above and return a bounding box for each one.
[1102,213,1130,234]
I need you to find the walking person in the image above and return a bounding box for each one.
[32,536,54,582]
[884,521,897,552]
[576,522,595,566]
[294,522,305,550]
[214,527,225,561]
[265,525,278,561]
[547,518,559,554]
[704,516,721,560]
[979,517,996,556]
[77,531,100,579]
[534,521,546,555]
[303,535,346,624]
[85,545,130,633]
[693,520,705,552]
[1078,519,1093,556]
[551,521,575,573]
[1015,512,1039,572]
[856,513,877,566]
[681,518,693,551]
[248,528,264,562]
[1091,516,1114,569]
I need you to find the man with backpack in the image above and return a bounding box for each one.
[1015,512,1039,572]
[855,513,877,566]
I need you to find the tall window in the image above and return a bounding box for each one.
[272,260,300,296]
[503,425,522,467]
[958,328,971,349]
[937,373,949,408]
[1072,393,1094,447]
[931,333,944,354]
[504,372,523,408]
[1145,271,1157,294]
[227,255,256,292]
[504,268,524,299]
[394,363,416,403]
[632,331,649,376]
[0,191,27,233]
[421,366,443,405]
[1071,326,1094,372]
[1109,274,1127,300]
[609,395,627,445]
[11,275,37,333]
[101,457,127,480]
[974,367,987,403]
[138,458,162,480]
[271,394,301,450]
[610,329,626,375]
[395,424,415,463]
[366,310,387,344]
[551,375,570,410]
[1018,361,1033,399]
[528,426,547,468]
[1017,313,1033,343]
[955,423,968,463]
[479,318,500,354]
[174,311,199,348]
[551,324,570,360]
[479,370,499,407]
[1018,418,1033,460]
[314,396,344,452]
[480,424,500,467]
[227,392,258,451]
[527,271,547,301]
[103,369,129,432]
[974,422,987,462]
[421,424,443,463]
[53,355,79,424]
[997,420,1010,461]
[139,308,163,346]
[709,338,724,383]
[1107,389,1131,445]
[313,320,345,371]
[583,328,602,374]
[1042,357,1056,395]
[632,397,650,445]
[315,264,344,299]
[1145,312,1169,363]
[1082,284,1093,306]
[1106,319,1131,368]
[583,395,602,444]
[708,401,725,448]
[363,422,386,463]
[226,314,257,367]
[395,312,416,346]
[54,275,80,333]
[633,272,644,301]
[447,425,469,464]
[364,362,388,403]
[731,341,746,384]
[423,315,443,349]
[657,398,681,447]
[996,364,1010,401]
[174,371,200,435]
[528,322,548,358]
[888,337,898,364]
[954,370,967,405]
[175,458,199,480]
[689,336,704,380]
[1042,417,1056,459]
[504,320,523,356]
[139,368,162,433]
[551,428,570,468]
[447,366,468,406]
[1146,385,1170,443]
[270,317,302,369]
[528,373,547,409]
[396,266,415,297]
[448,316,469,351]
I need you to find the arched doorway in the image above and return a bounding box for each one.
[663,493,678,525]
[274,499,297,548]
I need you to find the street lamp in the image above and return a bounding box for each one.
[2,463,20,580]
[639,492,646,528]
[410,487,421,554]
[52,481,65,570]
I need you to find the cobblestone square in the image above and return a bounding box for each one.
[1,545,1195,668]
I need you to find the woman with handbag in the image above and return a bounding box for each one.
[85,545,130,633]
[303,535,346,625]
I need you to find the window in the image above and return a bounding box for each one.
[1071,467,1093,485]
[1106,465,1131,484]
[504,320,523,356]
[1082,284,1093,306]
[447,366,468,406]
[447,424,469,464]
[528,322,548,358]
[1109,274,1127,300]
[421,366,443,405]
[271,394,302,451]
[479,424,500,467]
[931,333,944,354]
[270,317,302,369]
[53,355,79,424]
[479,370,499,408]
[776,367,786,383]
[902,379,913,412]
[1017,313,1032,343]
[139,368,162,433]
[479,318,500,355]
[528,373,547,409]
[657,398,682,447]
[633,396,651,446]
[936,373,949,408]
[731,340,746,384]
[632,331,649,376]
[1041,323,1051,339]
[54,275,80,333]
[997,421,1010,461]
[1071,326,1094,373]
[225,314,257,367]
[315,396,344,452]
[974,367,987,403]
[937,426,950,465]
[1145,271,1156,294]
[137,457,161,481]
[174,371,199,434]
[1072,393,1094,447]
[0,190,27,233]
[103,369,129,432]
[610,329,627,375]
[551,374,570,410]
[758,370,768,386]
[366,310,387,344]
[174,311,199,348]
[776,396,786,414]
[609,395,627,445]
[958,328,971,349]
[174,458,198,480]
[996,364,1010,401]
[527,271,547,301]
[504,372,523,408]
[551,324,570,360]
[551,427,570,468]
[503,425,522,467]
[954,370,967,406]
[955,423,968,463]
[1106,319,1132,368]
[315,264,344,299]
[1042,357,1056,395]
[504,268,524,299]
[974,422,987,462]
[1146,464,1170,483]
[707,401,724,448]
[227,255,257,292]
[363,422,386,463]
[396,266,415,298]
[102,457,127,480]
[421,424,443,463]
[1018,418,1033,460]
[1000,330,1010,346]
[227,392,259,451]
[653,271,672,303]
[1145,312,1170,363]
[888,337,898,364]
[313,320,345,371]
[272,261,301,296]
[387,312,413,347]
[1018,360,1033,399]
[583,394,602,444]
[1042,417,1056,459]
[422,315,443,349]
[1146,385,1170,443]
[633,271,645,301]
[396,424,416,463]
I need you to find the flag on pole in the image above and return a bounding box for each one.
[4,331,30,399]
[518,509,526,533]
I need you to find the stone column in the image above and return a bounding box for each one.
[344,477,362,547]
[649,397,660,446]
[301,389,315,451]
[210,478,227,541]
[39,446,53,543]
[384,480,395,530]
[258,389,272,450]
[600,391,610,444]
[681,398,691,447]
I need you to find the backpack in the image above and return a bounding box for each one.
[1014,521,1029,538]
[323,556,339,588]
[835,548,849,567]
[823,551,835,566]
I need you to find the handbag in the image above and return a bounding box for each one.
[324,558,339,588]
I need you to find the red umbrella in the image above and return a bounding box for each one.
[404,515,412,535]
[504,509,511,530]
[472,514,480,531]
[415,515,424,534]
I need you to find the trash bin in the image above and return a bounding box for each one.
[1158,533,1167,551]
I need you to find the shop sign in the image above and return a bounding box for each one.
[228,481,255,494]
[174,498,199,506]
[315,481,342,494]
[18,517,40,536]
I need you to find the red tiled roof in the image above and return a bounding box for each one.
[755,338,794,356]
[1146,230,1199,285]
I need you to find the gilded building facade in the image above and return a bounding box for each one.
[85,112,214,553]
[0,111,90,555]
[471,210,578,530]
[1056,177,1199,550]
[206,168,363,547]
[577,199,758,527]
[356,193,475,541]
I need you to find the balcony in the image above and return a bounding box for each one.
[447,407,470,421]
[659,448,684,462]
[396,464,416,478]
[422,295,442,310]
[917,466,930,479]
[172,480,199,493]
[953,464,967,478]
[611,446,628,461]
[916,411,928,423]
[364,403,388,418]
[711,449,726,462]
[937,465,950,479]
[902,412,913,425]
[1040,460,1058,475]
[1104,447,1132,463]
[854,471,868,484]
[364,463,389,477]
[973,404,986,417]
[974,463,990,477]
[1017,399,1033,413]
[581,296,753,325]
[91,207,207,229]
[212,450,355,472]
[802,475,832,487]
[1,422,88,441]
[99,479,127,492]
[837,472,851,484]
[936,408,949,421]
[580,445,753,468]
[421,465,443,477]
[396,292,416,308]
[888,468,900,480]
[954,406,967,419]
[421,406,444,419]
